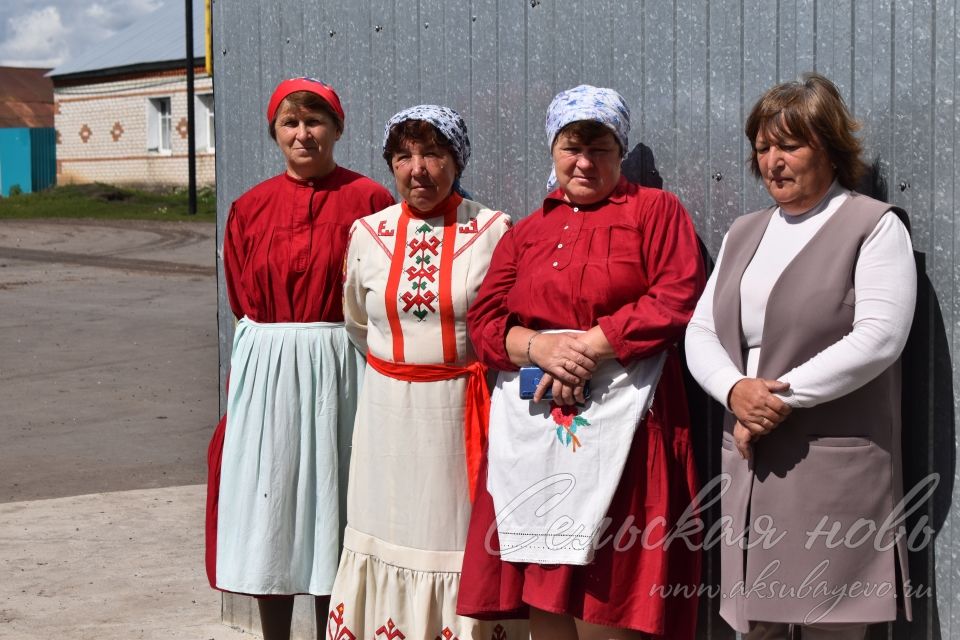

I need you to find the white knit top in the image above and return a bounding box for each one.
[685,182,917,408]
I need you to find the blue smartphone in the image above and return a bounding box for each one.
[518,366,591,400]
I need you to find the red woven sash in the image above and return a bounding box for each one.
[366,351,489,502]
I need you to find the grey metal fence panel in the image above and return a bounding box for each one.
[815,0,855,96]
[582,0,613,89]
[707,0,745,254]
[740,0,775,215]
[368,0,398,190]
[674,0,709,231]
[524,1,555,216]
[343,0,373,173]
[278,0,304,75]
[642,0,676,185]
[498,0,527,213]
[213,2,960,637]
[421,0,446,100]
[467,0,500,205]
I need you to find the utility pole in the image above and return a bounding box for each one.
[185,0,197,214]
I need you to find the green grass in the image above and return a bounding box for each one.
[0,183,217,221]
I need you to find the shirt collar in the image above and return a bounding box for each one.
[541,175,630,216]
[283,166,340,189]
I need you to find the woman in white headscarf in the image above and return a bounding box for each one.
[325,106,526,640]
[457,85,705,640]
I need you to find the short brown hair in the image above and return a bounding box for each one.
[745,72,865,189]
[553,120,623,155]
[382,119,459,174]
[268,90,343,140]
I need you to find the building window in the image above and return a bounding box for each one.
[195,94,215,152]
[147,97,172,152]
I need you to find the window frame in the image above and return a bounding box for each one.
[146,97,173,154]
[195,93,215,152]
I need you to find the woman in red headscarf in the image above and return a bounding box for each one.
[204,77,394,640]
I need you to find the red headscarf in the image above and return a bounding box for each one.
[266,77,344,125]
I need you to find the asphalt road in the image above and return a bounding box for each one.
[0,218,218,503]
[0,218,250,640]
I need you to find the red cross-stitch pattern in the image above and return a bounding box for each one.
[491,624,508,640]
[401,289,437,313]
[402,223,442,322]
[405,264,439,282]
[408,235,441,257]
[375,618,406,639]
[435,626,459,640]
[326,602,356,640]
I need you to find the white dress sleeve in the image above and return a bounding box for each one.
[776,211,916,408]
[342,221,369,354]
[684,235,747,407]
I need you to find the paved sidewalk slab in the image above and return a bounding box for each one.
[0,484,251,640]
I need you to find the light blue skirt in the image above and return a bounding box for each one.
[216,317,363,595]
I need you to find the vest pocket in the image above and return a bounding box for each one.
[807,435,872,447]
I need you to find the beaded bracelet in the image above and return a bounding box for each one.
[526,331,541,364]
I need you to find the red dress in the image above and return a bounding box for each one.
[457,176,705,638]
[205,167,394,589]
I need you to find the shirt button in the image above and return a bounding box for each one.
[557,243,563,248]
[572,207,579,213]
[563,225,569,230]
[552,261,559,267]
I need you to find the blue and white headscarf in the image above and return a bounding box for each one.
[382,105,472,173]
[544,85,631,190]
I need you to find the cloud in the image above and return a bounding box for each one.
[0,6,71,67]
[0,0,163,68]
[84,0,161,31]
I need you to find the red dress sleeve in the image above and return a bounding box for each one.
[466,226,521,371]
[597,190,706,362]
[222,202,247,319]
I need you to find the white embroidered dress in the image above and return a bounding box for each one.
[327,195,525,640]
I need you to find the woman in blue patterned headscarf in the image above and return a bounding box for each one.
[457,85,705,640]
[324,106,526,639]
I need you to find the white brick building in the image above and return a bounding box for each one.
[48,0,214,187]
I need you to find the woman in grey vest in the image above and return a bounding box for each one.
[685,73,916,640]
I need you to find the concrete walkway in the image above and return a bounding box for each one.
[0,485,249,640]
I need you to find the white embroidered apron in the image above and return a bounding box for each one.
[487,350,665,565]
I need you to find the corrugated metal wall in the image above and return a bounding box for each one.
[213,1,959,638]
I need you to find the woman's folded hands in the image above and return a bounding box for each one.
[728,377,793,458]
[529,331,602,405]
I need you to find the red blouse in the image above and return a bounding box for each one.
[467,176,705,366]
[223,167,394,323]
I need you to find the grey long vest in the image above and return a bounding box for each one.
[712,193,912,631]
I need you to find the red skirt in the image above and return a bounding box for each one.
[456,353,701,639]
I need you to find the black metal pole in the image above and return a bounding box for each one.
[185,0,197,214]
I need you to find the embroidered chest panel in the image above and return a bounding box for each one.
[403,221,442,322]
[359,204,506,364]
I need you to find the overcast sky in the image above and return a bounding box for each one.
[0,0,163,69]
